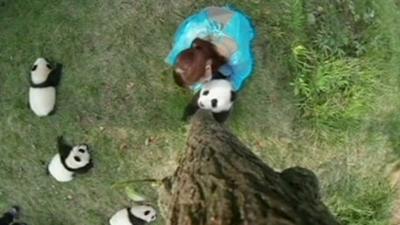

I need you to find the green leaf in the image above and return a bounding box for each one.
[125,186,146,202]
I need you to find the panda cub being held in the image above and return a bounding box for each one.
[28,57,62,117]
[183,76,236,123]
[109,205,157,225]
[48,136,93,182]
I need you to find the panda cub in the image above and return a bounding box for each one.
[109,205,157,225]
[183,77,236,123]
[0,206,27,225]
[48,136,93,182]
[29,57,62,117]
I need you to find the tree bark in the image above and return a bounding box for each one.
[159,111,340,225]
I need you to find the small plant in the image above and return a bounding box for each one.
[327,177,393,225]
[291,44,379,130]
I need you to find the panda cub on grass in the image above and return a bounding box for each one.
[183,77,236,123]
[29,57,62,117]
[48,136,93,182]
[109,205,157,225]
[0,206,27,225]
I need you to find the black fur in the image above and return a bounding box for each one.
[29,60,62,115]
[57,136,73,161]
[47,107,57,116]
[127,208,147,225]
[172,70,185,87]
[211,71,227,80]
[230,90,236,102]
[46,166,50,175]
[0,212,14,225]
[30,63,63,88]
[0,206,20,225]
[211,99,218,108]
[182,74,236,123]
[212,111,231,123]
[73,159,93,174]
[182,91,200,121]
[57,136,93,173]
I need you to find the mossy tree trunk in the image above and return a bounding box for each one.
[159,111,340,225]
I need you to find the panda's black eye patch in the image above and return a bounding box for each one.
[144,210,150,216]
[78,148,85,153]
[211,99,218,108]
[203,90,209,96]
[151,215,156,220]
[31,65,37,71]
[74,156,81,162]
[46,64,52,69]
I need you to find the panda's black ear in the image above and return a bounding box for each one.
[230,91,236,102]
[57,136,72,159]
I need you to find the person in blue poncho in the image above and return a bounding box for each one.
[165,6,256,92]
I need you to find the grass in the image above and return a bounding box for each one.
[0,0,399,225]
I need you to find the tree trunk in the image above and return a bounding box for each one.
[159,111,340,225]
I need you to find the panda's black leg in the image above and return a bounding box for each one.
[48,106,56,116]
[45,166,50,175]
[0,206,19,225]
[212,111,230,123]
[0,212,14,225]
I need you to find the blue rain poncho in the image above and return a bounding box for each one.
[165,6,256,91]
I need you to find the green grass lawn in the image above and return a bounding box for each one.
[1,0,399,224]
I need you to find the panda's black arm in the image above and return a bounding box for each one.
[212,71,227,80]
[182,91,200,121]
[48,63,63,87]
[57,136,72,160]
[212,110,231,123]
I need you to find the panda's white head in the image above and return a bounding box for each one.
[130,205,157,223]
[198,79,235,113]
[31,57,52,84]
[64,144,91,170]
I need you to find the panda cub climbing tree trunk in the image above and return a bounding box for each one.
[159,110,340,225]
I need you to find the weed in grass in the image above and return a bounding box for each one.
[292,45,379,130]
[328,177,393,225]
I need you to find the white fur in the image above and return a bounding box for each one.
[48,154,74,182]
[29,57,56,117]
[48,145,90,182]
[31,58,51,84]
[65,145,90,169]
[29,87,56,117]
[109,209,132,225]
[198,79,234,113]
[109,206,157,225]
[130,205,157,222]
